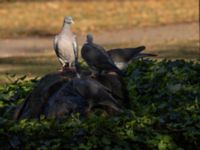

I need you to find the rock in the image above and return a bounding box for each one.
[94,74,129,103]
[15,70,74,119]
[45,81,88,118]
[14,70,129,119]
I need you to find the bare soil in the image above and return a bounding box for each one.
[0,22,199,57]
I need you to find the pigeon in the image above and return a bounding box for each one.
[108,46,157,69]
[81,33,125,76]
[53,16,78,70]
[134,53,157,58]
[108,46,145,62]
[73,55,122,113]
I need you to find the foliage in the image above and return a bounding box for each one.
[0,75,37,118]
[0,59,200,150]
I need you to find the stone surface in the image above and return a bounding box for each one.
[15,70,129,119]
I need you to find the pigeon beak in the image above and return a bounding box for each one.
[71,20,74,24]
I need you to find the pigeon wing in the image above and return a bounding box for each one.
[53,35,67,66]
[107,46,146,62]
[81,42,125,76]
[89,43,117,70]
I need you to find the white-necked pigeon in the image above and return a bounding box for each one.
[53,16,78,70]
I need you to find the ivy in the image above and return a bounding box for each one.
[0,59,199,149]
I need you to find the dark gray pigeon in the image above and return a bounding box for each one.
[73,56,122,113]
[53,16,78,70]
[108,46,145,62]
[81,33,125,76]
[108,46,157,69]
[134,53,157,58]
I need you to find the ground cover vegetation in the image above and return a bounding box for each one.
[0,59,199,149]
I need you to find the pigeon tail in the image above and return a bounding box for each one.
[136,46,146,51]
[137,53,157,58]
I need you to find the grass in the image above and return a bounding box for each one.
[0,0,198,38]
[0,40,199,83]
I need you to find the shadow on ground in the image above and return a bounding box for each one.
[0,40,199,82]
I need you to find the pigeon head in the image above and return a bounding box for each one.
[64,16,74,24]
[86,33,93,43]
